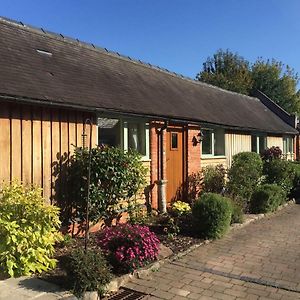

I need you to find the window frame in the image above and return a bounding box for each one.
[283,135,294,156]
[201,127,225,158]
[97,116,150,160]
[251,134,267,154]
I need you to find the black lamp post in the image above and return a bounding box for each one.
[82,118,93,252]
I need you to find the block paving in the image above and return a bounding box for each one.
[124,203,300,299]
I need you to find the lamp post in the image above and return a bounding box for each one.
[82,118,93,252]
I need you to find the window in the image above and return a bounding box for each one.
[251,135,267,154]
[283,136,294,154]
[171,132,178,150]
[202,128,225,156]
[98,117,149,159]
[127,121,146,155]
[98,118,121,147]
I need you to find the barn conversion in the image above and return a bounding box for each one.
[0,17,298,210]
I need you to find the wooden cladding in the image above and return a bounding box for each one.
[0,102,97,202]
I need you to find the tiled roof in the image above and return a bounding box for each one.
[0,17,297,134]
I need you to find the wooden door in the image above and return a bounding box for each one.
[166,128,184,203]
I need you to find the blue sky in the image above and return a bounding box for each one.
[1,0,300,79]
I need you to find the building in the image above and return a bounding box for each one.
[0,17,298,211]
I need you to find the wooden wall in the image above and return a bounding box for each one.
[0,102,97,203]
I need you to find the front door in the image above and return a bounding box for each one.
[166,128,184,203]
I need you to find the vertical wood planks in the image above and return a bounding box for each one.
[0,102,96,202]
[11,104,22,180]
[42,108,51,201]
[0,103,10,183]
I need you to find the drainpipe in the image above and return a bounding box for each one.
[156,121,168,213]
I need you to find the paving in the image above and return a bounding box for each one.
[124,203,300,300]
[0,276,75,300]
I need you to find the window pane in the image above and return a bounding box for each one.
[128,122,146,155]
[259,136,267,154]
[214,128,225,156]
[171,133,178,149]
[98,118,120,147]
[251,136,257,152]
[202,130,212,155]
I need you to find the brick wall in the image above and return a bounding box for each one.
[187,125,201,175]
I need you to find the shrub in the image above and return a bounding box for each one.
[249,184,286,213]
[227,152,263,204]
[66,146,147,226]
[171,201,191,216]
[98,224,160,273]
[0,182,62,277]
[230,201,244,224]
[263,159,295,193]
[62,249,112,297]
[261,146,282,161]
[290,161,300,198]
[202,164,226,194]
[192,193,232,239]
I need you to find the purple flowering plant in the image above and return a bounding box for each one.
[97,224,160,273]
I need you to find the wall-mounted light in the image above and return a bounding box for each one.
[192,130,204,146]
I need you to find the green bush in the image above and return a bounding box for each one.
[67,146,147,226]
[291,161,300,198]
[263,159,295,193]
[202,164,226,194]
[62,249,112,297]
[192,193,232,239]
[227,152,263,205]
[0,182,62,277]
[230,202,244,224]
[249,184,286,214]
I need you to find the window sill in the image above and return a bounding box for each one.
[201,155,226,160]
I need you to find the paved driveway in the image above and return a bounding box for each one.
[125,203,300,300]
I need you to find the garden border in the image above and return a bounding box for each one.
[104,198,296,296]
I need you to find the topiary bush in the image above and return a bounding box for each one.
[249,184,286,214]
[227,152,263,206]
[98,224,160,273]
[192,193,232,239]
[0,182,62,277]
[263,159,295,193]
[202,164,226,194]
[62,249,112,297]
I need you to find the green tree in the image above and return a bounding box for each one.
[251,59,300,113]
[197,49,300,114]
[196,49,253,94]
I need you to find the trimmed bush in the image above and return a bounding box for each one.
[98,224,160,273]
[202,164,226,194]
[263,159,295,193]
[227,152,263,205]
[249,184,286,214]
[0,182,62,277]
[192,193,232,239]
[62,249,112,297]
[291,161,300,198]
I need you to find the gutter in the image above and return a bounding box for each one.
[0,93,297,135]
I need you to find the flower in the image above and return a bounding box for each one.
[98,224,160,273]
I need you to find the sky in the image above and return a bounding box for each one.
[1,0,300,79]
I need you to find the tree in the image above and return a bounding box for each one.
[197,50,300,114]
[251,59,300,113]
[196,49,253,95]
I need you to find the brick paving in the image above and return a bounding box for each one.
[124,203,300,299]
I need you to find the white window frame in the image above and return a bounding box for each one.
[251,134,267,154]
[97,116,150,160]
[283,136,294,160]
[201,128,225,158]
